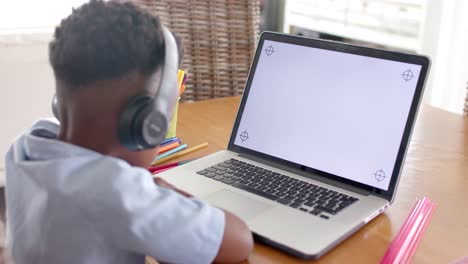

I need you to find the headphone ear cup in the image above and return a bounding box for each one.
[118,95,153,150]
[118,95,168,151]
[136,107,168,149]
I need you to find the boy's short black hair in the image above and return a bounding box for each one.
[49,0,169,86]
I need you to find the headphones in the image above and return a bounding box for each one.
[52,25,179,151]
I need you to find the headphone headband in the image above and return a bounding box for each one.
[118,25,179,150]
[154,25,179,127]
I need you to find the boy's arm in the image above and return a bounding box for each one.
[155,178,254,262]
[214,209,254,263]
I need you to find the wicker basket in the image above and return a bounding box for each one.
[135,0,260,102]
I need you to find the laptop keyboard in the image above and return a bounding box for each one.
[197,159,359,219]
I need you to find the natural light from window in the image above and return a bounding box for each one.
[0,0,88,34]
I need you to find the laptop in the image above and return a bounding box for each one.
[159,32,430,259]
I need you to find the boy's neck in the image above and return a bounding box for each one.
[58,117,158,168]
[58,118,119,156]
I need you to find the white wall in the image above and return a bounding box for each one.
[0,0,88,184]
[0,36,56,181]
[419,0,468,114]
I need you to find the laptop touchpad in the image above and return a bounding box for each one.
[203,190,273,221]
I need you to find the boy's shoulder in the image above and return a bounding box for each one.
[65,155,156,212]
[67,154,154,198]
[6,117,154,201]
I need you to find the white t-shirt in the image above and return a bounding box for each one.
[4,119,225,264]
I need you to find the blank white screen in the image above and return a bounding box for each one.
[234,40,421,190]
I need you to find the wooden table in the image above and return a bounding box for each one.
[169,96,468,263]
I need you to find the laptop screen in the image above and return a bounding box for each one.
[233,39,423,191]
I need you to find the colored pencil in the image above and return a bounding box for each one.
[158,141,181,153]
[148,159,195,173]
[179,84,186,96]
[179,70,189,96]
[154,144,187,162]
[182,70,189,84]
[151,167,172,174]
[161,137,178,145]
[177,70,185,92]
[152,142,208,165]
[149,163,177,173]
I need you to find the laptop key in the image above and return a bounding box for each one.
[218,162,232,168]
[276,198,292,205]
[296,193,307,198]
[271,180,281,185]
[310,209,322,215]
[346,199,358,204]
[213,175,224,181]
[340,201,352,207]
[258,181,268,187]
[315,205,337,215]
[294,198,305,204]
[231,182,278,201]
[275,192,286,198]
[336,205,346,211]
[205,172,216,178]
[250,177,260,182]
[270,185,280,190]
[221,179,235,185]
[213,165,226,171]
[197,170,209,175]
[289,203,300,208]
[316,200,327,206]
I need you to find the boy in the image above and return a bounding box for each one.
[4,1,253,263]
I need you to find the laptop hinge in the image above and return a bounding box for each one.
[237,152,373,197]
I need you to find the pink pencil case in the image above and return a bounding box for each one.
[380,197,436,264]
